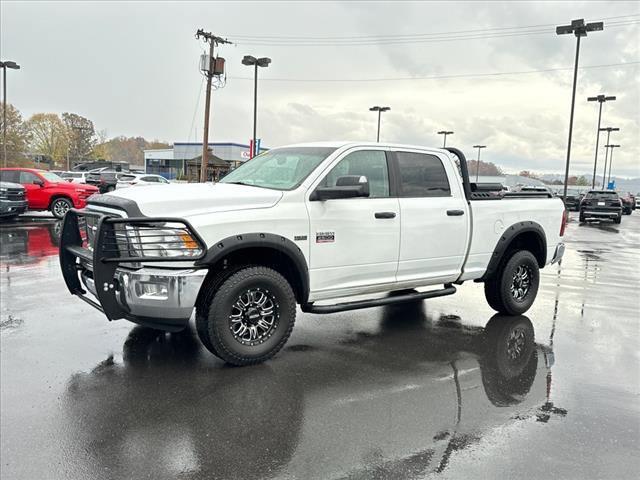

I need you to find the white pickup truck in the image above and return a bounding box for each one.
[60,142,566,365]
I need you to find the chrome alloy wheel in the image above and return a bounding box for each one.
[229,288,279,346]
[506,327,526,360]
[510,265,532,301]
[53,199,71,218]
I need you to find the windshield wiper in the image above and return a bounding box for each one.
[224,181,255,186]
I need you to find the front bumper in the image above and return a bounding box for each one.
[0,199,28,216]
[81,264,206,328]
[59,208,208,331]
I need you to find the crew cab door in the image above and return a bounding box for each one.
[392,150,469,285]
[306,149,400,297]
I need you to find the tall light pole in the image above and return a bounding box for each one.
[437,130,454,148]
[556,18,604,202]
[369,106,390,142]
[600,127,619,187]
[242,55,271,158]
[587,95,615,189]
[1,60,21,168]
[604,144,620,186]
[473,144,486,182]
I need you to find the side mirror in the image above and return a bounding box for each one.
[311,175,370,201]
[33,178,45,187]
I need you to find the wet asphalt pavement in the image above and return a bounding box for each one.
[1,212,639,480]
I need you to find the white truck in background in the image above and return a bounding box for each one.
[60,142,567,365]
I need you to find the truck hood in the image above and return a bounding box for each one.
[94,182,283,217]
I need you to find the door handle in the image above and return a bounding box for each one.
[446,209,465,216]
[375,212,396,219]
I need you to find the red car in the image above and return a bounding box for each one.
[0,168,98,218]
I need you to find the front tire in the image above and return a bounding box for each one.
[50,197,72,219]
[484,250,540,315]
[196,266,296,366]
[614,214,622,224]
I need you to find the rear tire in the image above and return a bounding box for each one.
[579,211,585,223]
[196,266,296,366]
[484,250,540,315]
[50,197,72,219]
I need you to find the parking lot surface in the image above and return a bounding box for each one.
[1,213,639,479]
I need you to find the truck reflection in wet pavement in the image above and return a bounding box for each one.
[0,218,61,267]
[63,303,562,480]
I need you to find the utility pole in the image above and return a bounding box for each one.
[600,127,619,187]
[605,144,620,186]
[587,95,615,189]
[556,19,604,202]
[369,106,390,142]
[195,29,231,182]
[437,130,454,148]
[1,60,21,167]
[473,144,486,182]
[67,124,91,170]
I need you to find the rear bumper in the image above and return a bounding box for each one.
[581,209,620,218]
[0,199,28,216]
[551,243,565,264]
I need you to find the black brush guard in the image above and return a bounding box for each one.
[59,208,207,322]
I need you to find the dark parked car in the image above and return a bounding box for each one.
[85,169,121,193]
[0,181,28,220]
[620,192,635,215]
[579,190,622,224]
[561,188,585,211]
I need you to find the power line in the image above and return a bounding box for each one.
[187,76,205,142]
[226,14,640,45]
[232,21,639,46]
[228,60,639,83]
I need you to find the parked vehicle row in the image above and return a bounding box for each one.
[0,168,99,219]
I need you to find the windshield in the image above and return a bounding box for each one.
[41,172,64,182]
[220,147,337,190]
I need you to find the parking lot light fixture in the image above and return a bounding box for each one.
[437,130,454,148]
[587,95,616,188]
[599,127,619,186]
[1,60,21,167]
[556,18,604,202]
[369,106,390,142]
[604,144,620,186]
[242,55,272,157]
[472,145,486,182]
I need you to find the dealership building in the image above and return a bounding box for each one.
[144,142,266,180]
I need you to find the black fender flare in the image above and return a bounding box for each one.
[194,232,310,304]
[478,221,547,282]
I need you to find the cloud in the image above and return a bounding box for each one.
[2,0,639,176]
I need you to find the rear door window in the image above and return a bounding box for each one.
[395,152,450,197]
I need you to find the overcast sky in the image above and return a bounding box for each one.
[2,1,639,177]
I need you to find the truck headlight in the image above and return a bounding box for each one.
[125,226,204,258]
